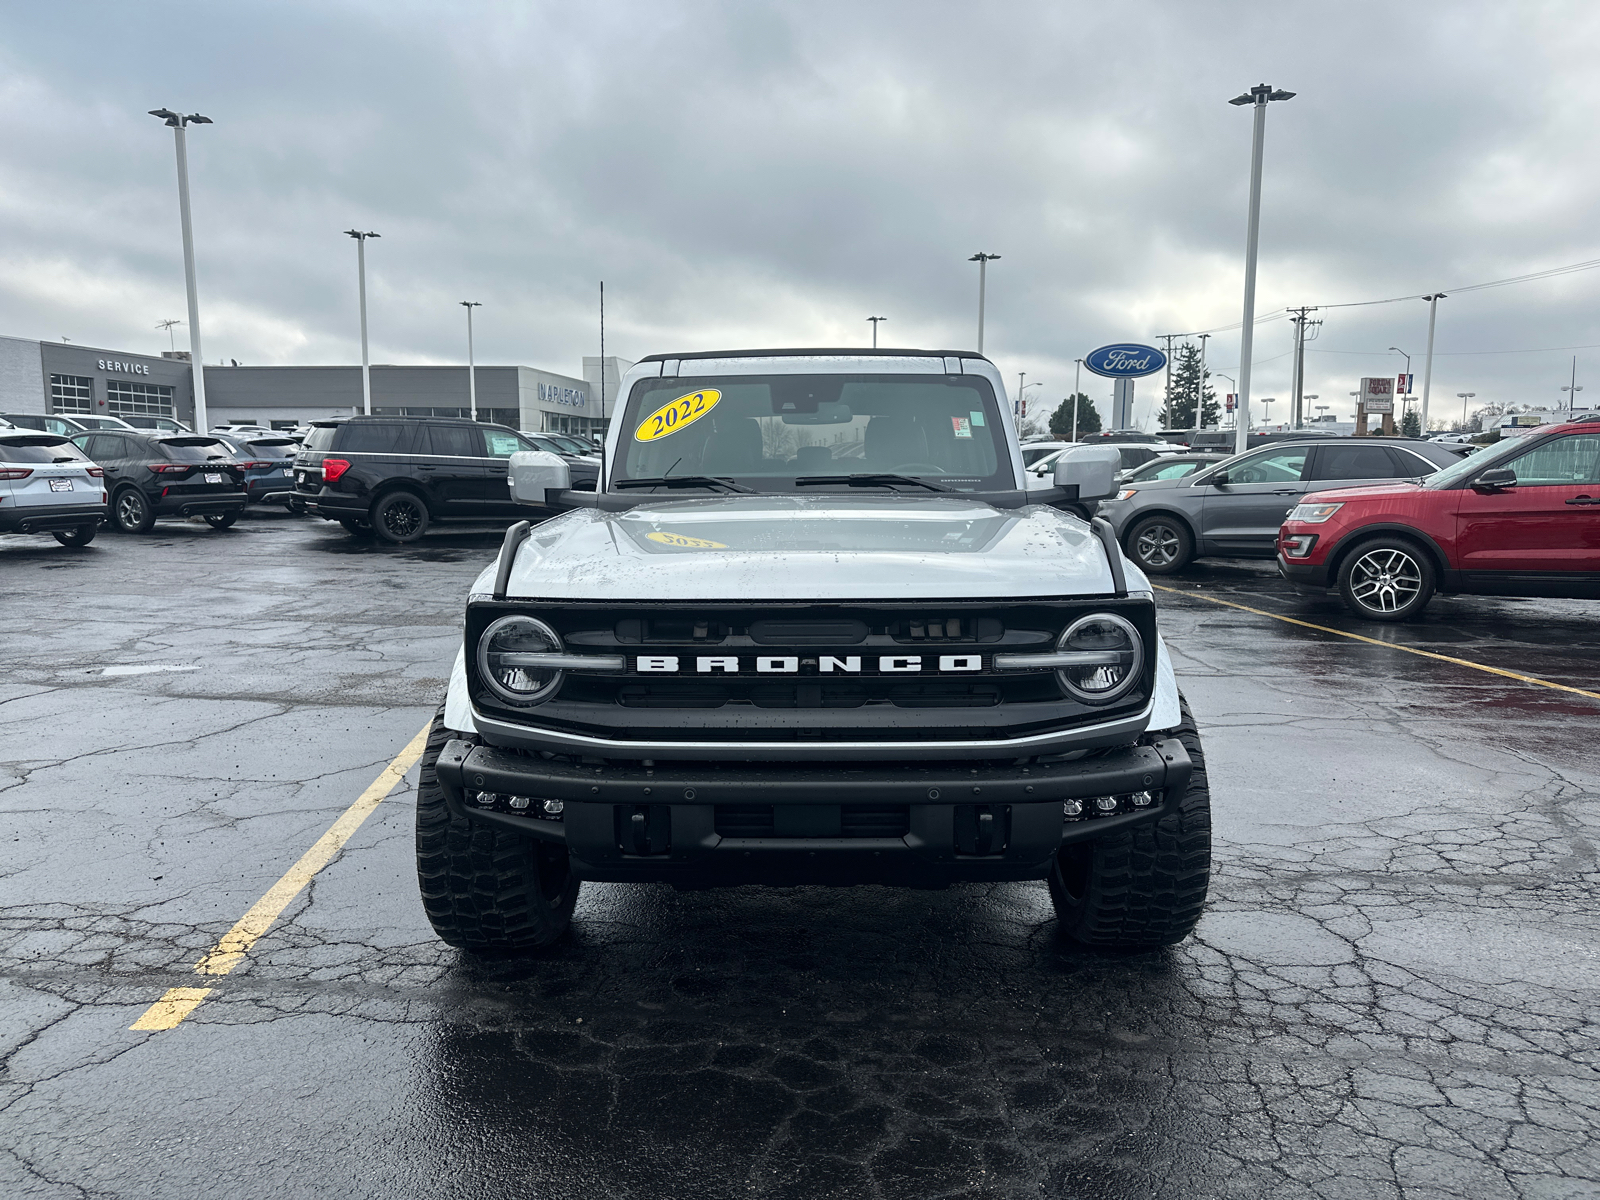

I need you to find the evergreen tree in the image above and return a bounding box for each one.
[1399,408,1421,438]
[1048,393,1102,438]
[1157,343,1219,429]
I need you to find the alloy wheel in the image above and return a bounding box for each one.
[1134,523,1181,568]
[116,493,146,530]
[381,497,423,539]
[1348,547,1422,614]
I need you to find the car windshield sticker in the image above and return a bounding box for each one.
[646,531,729,549]
[486,433,521,456]
[951,416,972,439]
[635,389,721,442]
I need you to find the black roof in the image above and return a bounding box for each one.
[635,348,989,364]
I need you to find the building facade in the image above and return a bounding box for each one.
[0,333,629,437]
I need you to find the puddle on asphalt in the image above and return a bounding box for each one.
[93,664,199,677]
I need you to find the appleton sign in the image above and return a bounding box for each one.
[634,654,986,674]
[1083,343,1167,379]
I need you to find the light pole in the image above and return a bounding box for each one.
[1457,391,1475,430]
[1072,358,1083,441]
[1195,333,1210,432]
[1262,397,1275,424]
[1304,394,1319,422]
[461,302,483,421]
[345,230,380,415]
[868,316,886,347]
[1315,404,1329,421]
[1562,356,1582,414]
[1420,294,1446,432]
[148,108,213,433]
[1228,83,1296,455]
[1018,381,1042,426]
[969,253,1000,354]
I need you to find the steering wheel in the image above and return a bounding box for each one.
[885,462,945,475]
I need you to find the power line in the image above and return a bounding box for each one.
[1309,340,1600,357]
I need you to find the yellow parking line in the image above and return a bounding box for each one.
[1153,584,1600,702]
[130,721,432,1032]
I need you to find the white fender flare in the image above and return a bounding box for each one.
[442,645,478,734]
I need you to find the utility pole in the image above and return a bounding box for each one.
[1420,293,1446,432]
[345,230,380,415]
[969,253,1000,354]
[1195,333,1210,432]
[1072,358,1083,441]
[1286,306,1318,429]
[1161,333,1178,419]
[1561,356,1583,415]
[868,316,886,347]
[599,281,606,429]
[460,301,482,421]
[1228,83,1296,455]
[149,108,213,433]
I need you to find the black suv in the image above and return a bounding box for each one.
[71,431,246,533]
[291,416,599,543]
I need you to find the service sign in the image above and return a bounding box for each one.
[1359,376,1395,415]
[1083,343,1167,379]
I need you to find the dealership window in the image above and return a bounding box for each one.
[106,380,175,418]
[50,374,94,415]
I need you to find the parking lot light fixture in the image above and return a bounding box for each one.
[1457,391,1475,429]
[149,109,213,433]
[1228,83,1295,455]
[461,302,483,421]
[1420,295,1446,430]
[867,316,886,348]
[345,231,380,415]
[968,253,1000,353]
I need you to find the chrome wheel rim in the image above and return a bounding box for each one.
[382,498,422,538]
[116,493,144,528]
[1134,523,1180,567]
[1349,548,1422,613]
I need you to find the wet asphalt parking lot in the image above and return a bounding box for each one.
[2,508,1598,1200]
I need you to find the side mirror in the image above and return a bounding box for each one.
[508,450,571,505]
[1474,467,1517,491]
[1051,445,1120,501]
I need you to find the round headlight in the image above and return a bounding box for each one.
[478,615,565,706]
[1055,613,1143,705]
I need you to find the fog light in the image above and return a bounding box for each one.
[542,798,565,816]
[1130,790,1153,807]
[475,791,497,807]
[1281,534,1316,558]
[507,795,531,810]
[1094,795,1119,813]
[1062,798,1084,818]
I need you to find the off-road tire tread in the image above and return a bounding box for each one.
[1050,695,1211,948]
[415,706,578,951]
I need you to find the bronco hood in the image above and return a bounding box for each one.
[491,496,1138,601]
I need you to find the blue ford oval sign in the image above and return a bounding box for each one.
[1084,343,1166,379]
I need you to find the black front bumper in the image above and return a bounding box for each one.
[0,502,106,534]
[435,737,1192,886]
[1277,555,1331,587]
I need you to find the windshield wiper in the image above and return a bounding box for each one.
[795,473,953,492]
[613,475,755,493]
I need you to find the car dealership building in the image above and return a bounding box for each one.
[0,334,628,437]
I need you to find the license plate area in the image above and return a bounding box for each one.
[204,473,224,484]
[48,478,73,492]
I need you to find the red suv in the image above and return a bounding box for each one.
[1278,419,1600,620]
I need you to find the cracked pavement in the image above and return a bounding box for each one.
[1,512,1597,1198]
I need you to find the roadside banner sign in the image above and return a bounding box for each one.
[1397,372,1413,395]
[1359,376,1395,415]
[1083,344,1167,379]
[1225,394,1236,413]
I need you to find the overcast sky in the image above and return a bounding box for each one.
[3,0,1599,429]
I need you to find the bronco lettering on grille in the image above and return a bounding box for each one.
[635,655,985,674]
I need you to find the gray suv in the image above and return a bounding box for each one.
[1096,438,1465,574]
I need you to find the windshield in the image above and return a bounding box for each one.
[158,437,233,463]
[1129,458,1210,482]
[1423,437,1522,489]
[611,373,1014,491]
[1,436,91,463]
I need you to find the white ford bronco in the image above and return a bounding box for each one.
[418,349,1209,952]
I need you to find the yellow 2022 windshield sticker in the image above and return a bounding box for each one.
[646,531,728,549]
[635,389,721,442]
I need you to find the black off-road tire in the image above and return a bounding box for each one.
[1049,696,1211,949]
[52,525,97,548]
[370,490,430,544]
[415,707,579,951]
[112,488,155,534]
[1336,536,1436,622]
[204,510,238,530]
[1125,514,1195,574]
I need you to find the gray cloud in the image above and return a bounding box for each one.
[2,0,1598,429]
